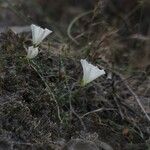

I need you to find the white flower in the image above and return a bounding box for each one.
[80,59,105,86]
[31,24,52,46]
[26,46,39,59]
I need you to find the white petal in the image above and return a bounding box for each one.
[36,29,44,44]
[32,25,43,45]
[81,59,105,85]
[40,28,52,42]
[31,24,35,44]
[31,24,39,45]
[27,46,39,59]
[31,24,52,45]
[81,59,93,80]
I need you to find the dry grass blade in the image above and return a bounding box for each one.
[81,108,116,118]
[67,10,93,45]
[118,73,150,122]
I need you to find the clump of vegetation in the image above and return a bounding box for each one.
[0,0,150,150]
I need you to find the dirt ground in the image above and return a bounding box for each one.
[0,0,150,150]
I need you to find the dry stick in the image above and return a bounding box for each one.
[118,73,150,122]
[67,10,93,45]
[98,63,150,122]
[29,60,62,123]
[81,108,116,118]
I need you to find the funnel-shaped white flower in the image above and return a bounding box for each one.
[31,24,52,46]
[81,59,105,86]
[27,46,39,59]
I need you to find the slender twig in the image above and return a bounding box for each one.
[29,60,62,123]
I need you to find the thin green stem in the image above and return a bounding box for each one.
[28,59,62,123]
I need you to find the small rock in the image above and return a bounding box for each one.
[62,139,100,150]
